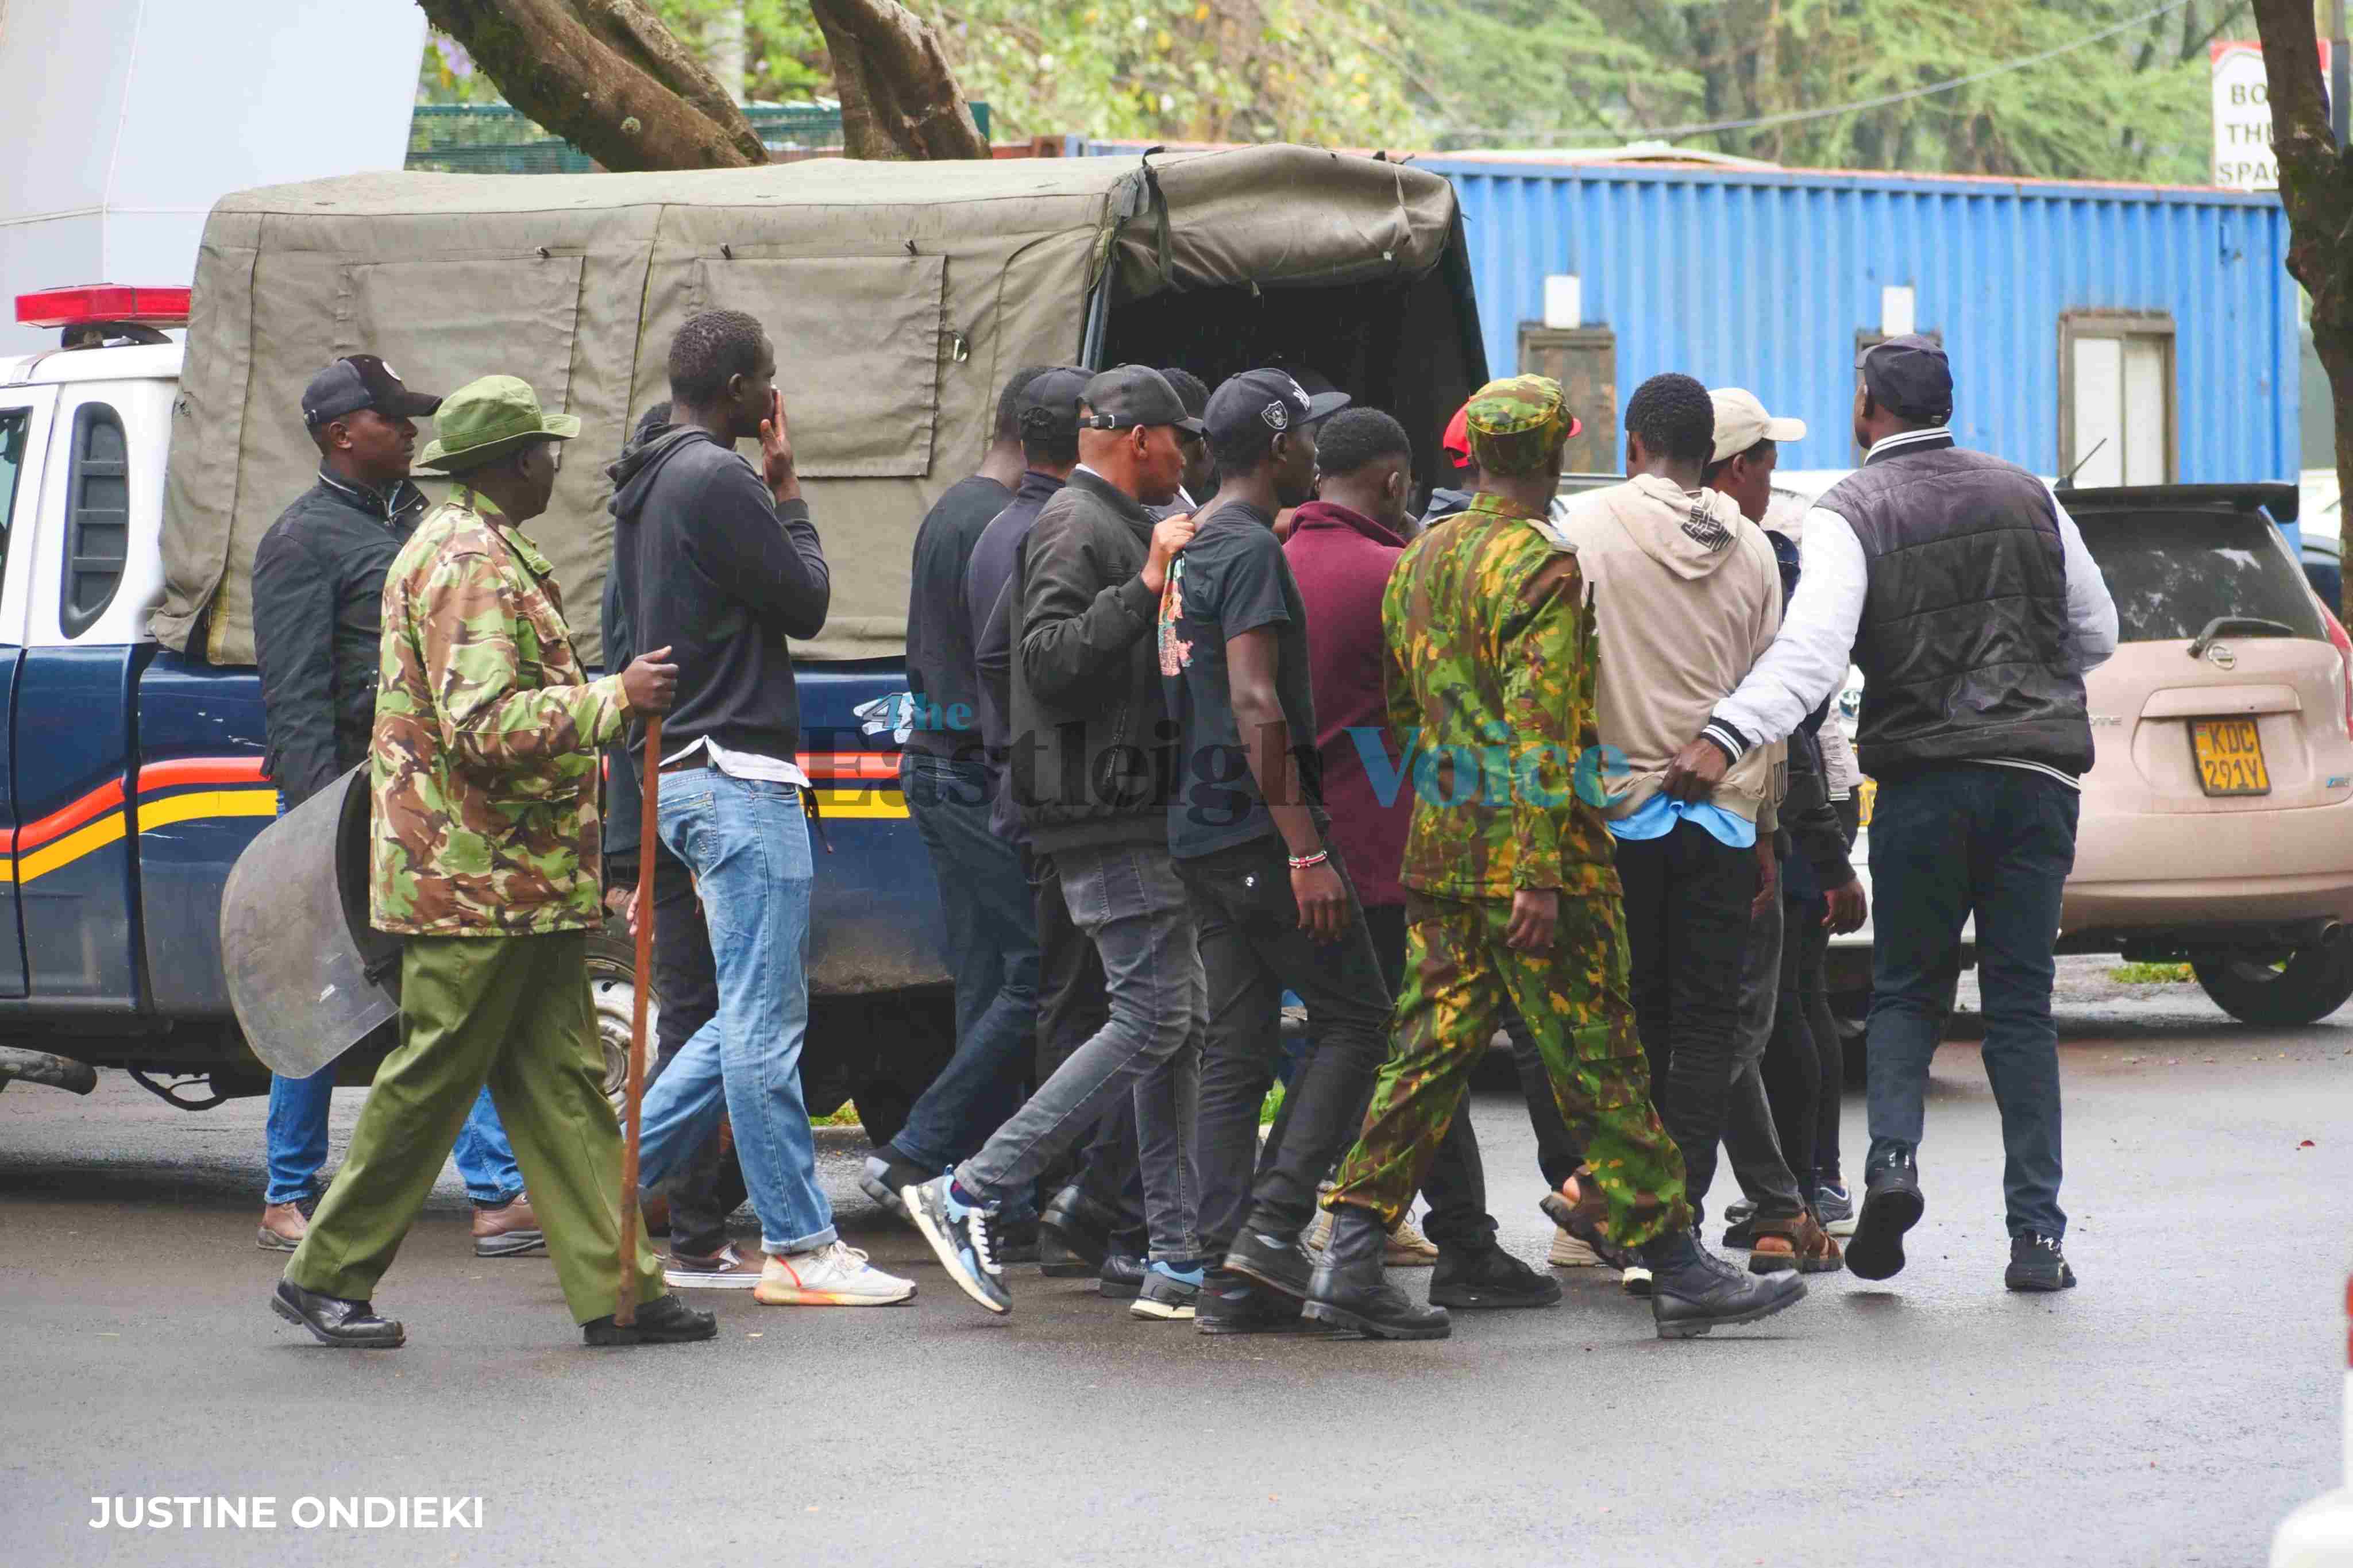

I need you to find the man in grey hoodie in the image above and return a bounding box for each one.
[1558,372,1783,1226]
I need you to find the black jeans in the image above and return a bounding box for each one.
[1814,794,1865,1183]
[1615,819,1757,1223]
[1032,850,1144,1246]
[1181,836,1395,1256]
[1867,765,2077,1238]
[640,839,743,1258]
[1761,895,1823,1211]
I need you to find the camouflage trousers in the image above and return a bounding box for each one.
[1326,891,1693,1250]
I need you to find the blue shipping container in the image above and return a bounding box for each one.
[1071,141,2297,484]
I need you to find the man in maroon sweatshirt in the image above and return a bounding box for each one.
[1280,407,1550,1300]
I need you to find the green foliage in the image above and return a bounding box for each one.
[417,0,2248,183]
[2110,961,2196,984]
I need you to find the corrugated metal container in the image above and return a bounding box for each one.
[1072,141,2297,483]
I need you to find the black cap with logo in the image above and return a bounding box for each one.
[1078,365,1205,434]
[302,354,443,430]
[1857,334,1952,424]
[1201,368,1351,450]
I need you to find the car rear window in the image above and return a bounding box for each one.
[2072,507,2325,644]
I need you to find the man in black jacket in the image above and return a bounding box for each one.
[601,403,748,1288]
[611,310,913,1309]
[905,365,1205,1318]
[250,356,538,1259]
[1668,337,2117,1293]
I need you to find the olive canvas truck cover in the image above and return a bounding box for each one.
[151,145,1467,666]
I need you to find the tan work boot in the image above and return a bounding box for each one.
[1384,1214,1440,1268]
[1538,1172,1640,1270]
[1749,1209,1845,1275]
[257,1199,311,1252]
[472,1196,547,1258]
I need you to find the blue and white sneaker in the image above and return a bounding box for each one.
[1131,1261,1203,1322]
[1813,1181,1857,1237]
[905,1176,1011,1315]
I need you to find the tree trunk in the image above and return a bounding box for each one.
[2252,0,2353,623]
[418,0,767,171]
[807,0,989,160]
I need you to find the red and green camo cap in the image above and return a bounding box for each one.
[1464,374,1575,476]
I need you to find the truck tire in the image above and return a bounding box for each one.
[585,922,657,1112]
[2192,939,2353,1028]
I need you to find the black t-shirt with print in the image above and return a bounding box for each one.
[1157,500,1326,859]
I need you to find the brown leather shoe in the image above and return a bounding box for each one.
[472,1196,546,1258]
[257,1200,311,1252]
[1749,1209,1844,1275]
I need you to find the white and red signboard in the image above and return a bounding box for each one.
[2212,38,2332,192]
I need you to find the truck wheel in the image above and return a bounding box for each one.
[2192,939,2353,1027]
[585,923,658,1112]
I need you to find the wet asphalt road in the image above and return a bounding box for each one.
[3,959,2348,1567]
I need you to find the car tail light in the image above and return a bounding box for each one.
[14,284,191,329]
[2323,601,2353,740]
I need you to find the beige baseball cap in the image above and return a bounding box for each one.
[1709,388,1806,462]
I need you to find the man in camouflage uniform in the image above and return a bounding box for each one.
[1303,376,1808,1340]
[272,375,713,1350]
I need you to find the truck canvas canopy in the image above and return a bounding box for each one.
[152,145,1478,666]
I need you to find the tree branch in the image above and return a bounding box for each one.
[808,0,988,160]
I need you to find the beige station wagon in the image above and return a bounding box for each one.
[1827,481,2353,1029]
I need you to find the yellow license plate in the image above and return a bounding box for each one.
[2190,718,2270,797]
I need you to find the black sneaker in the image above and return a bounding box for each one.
[583,1293,719,1346]
[1721,1199,1757,1249]
[904,1176,1012,1315]
[1196,1270,1329,1335]
[1225,1224,1316,1300]
[1645,1233,1807,1339]
[1428,1245,1563,1310]
[2005,1233,2077,1292]
[1097,1250,1148,1301]
[859,1152,932,1221]
[1845,1149,1925,1282]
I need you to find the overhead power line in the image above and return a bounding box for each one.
[1457,0,2198,146]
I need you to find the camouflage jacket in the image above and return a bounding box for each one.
[370,491,629,936]
[1381,491,1618,902]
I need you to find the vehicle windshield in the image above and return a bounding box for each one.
[2072,507,2325,644]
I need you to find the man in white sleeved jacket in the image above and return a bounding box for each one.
[1661,335,2117,1296]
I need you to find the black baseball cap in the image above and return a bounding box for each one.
[1202,368,1351,449]
[1857,334,1952,423]
[302,354,443,429]
[1078,365,1203,434]
[1283,366,1355,424]
[1016,366,1090,439]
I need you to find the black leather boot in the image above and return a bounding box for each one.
[1039,1182,1117,1276]
[583,1292,719,1346]
[1301,1204,1450,1341]
[272,1277,404,1349]
[1643,1231,1806,1339]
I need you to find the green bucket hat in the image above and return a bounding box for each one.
[416,374,581,473]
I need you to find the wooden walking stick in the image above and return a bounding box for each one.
[615,712,662,1328]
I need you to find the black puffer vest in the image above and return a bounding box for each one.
[1822,434,2093,778]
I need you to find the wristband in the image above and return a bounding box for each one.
[1288,850,1329,871]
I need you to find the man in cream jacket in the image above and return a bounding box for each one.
[1559,372,1789,1225]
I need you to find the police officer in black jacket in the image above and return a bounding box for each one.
[248,356,539,1260]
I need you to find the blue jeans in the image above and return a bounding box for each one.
[1866,764,2078,1238]
[265,1071,520,1207]
[634,768,835,1256]
[894,754,1040,1192]
[958,839,1201,1263]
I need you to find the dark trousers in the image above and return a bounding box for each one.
[1496,1005,1586,1192]
[1182,837,1395,1256]
[1761,895,1824,1211]
[894,755,1041,1181]
[642,839,743,1258]
[1615,819,1757,1223]
[1866,765,2077,1238]
[1814,793,1865,1181]
[1033,850,1144,1246]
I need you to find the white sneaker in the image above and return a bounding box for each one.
[753,1242,917,1306]
[1619,1264,1654,1297]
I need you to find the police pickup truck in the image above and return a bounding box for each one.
[0,286,952,1136]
